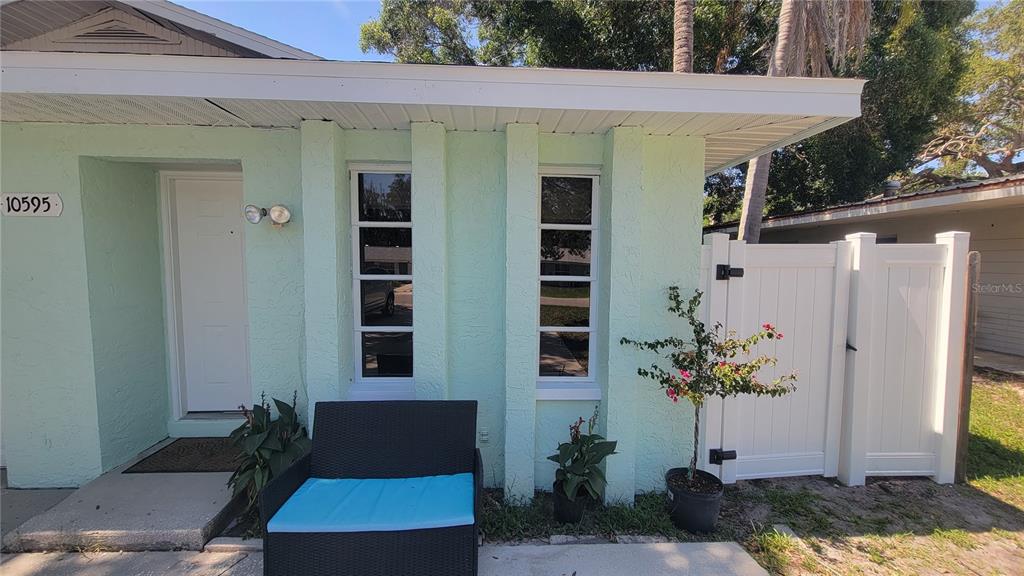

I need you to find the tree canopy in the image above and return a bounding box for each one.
[360,0,977,223]
[361,0,778,72]
[726,0,976,221]
[907,0,1023,188]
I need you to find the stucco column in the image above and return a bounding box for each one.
[301,120,347,427]
[504,123,540,501]
[602,126,643,502]
[411,123,449,400]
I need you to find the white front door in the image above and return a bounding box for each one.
[169,174,249,413]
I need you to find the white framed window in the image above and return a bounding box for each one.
[350,165,414,397]
[537,168,600,400]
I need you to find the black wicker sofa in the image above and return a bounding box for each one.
[260,400,481,576]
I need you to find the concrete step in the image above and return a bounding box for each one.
[2,469,239,552]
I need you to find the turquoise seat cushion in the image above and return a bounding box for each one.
[266,473,475,533]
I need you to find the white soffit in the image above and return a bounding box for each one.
[0,52,866,174]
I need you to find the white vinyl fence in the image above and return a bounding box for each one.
[698,231,970,486]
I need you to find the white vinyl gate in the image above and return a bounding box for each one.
[698,231,969,486]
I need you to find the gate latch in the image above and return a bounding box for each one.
[716,265,744,281]
[712,446,737,463]
[709,449,737,465]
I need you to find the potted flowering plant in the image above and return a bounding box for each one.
[547,405,617,523]
[621,287,795,533]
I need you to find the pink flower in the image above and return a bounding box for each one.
[762,323,775,331]
[666,388,679,403]
[777,333,784,340]
[679,369,692,381]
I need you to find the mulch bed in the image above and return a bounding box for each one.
[123,437,240,473]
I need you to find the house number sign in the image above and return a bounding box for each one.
[0,194,63,217]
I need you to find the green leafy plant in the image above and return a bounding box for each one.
[228,392,311,515]
[621,287,796,486]
[547,405,617,502]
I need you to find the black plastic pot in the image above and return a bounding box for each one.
[665,467,724,534]
[552,482,588,524]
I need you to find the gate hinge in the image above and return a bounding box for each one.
[716,265,744,281]
[709,448,737,465]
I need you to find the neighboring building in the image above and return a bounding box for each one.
[0,0,865,497]
[707,176,1024,357]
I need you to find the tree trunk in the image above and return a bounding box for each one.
[738,0,799,243]
[713,1,744,73]
[673,0,694,73]
[738,155,771,243]
[689,403,700,480]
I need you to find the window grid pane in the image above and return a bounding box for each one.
[358,173,411,222]
[537,175,596,380]
[354,170,413,381]
[539,331,589,377]
[361,332,413,377]
[360,280,412,327]
[540,281,590,327]
[359,227,412,275]
[540,230,591,277]
[541,176,593,225]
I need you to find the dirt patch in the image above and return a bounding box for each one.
[720,476,1024,575]
[977,366,1024,401]
[721,368,1024,575]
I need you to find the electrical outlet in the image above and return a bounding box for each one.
[478,428,490,444]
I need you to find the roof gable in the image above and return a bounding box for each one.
[3,6,242,56]
[0,0,319,59]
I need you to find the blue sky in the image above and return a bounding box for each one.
[176,1,390,61]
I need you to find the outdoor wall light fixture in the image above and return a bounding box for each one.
[243,204,291,226]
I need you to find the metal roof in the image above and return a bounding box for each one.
[706,175,1024,232]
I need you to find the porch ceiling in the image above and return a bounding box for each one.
[0,52,866,175]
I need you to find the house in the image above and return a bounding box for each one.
[0,0,865,501]
[707,176,1024,358]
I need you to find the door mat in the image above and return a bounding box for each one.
[123,437,240,474]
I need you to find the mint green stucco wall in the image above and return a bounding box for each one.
[634,135,705,492]
[2,120,705,494]
[446,132,508,485]
[2,127,105,487]
[80,158,168,471]
[1,123,301,487]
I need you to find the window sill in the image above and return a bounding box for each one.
[348,380,415,401]
[536,383,601,401]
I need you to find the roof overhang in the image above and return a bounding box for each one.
[0,51,866,175]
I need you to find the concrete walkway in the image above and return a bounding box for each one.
[0,543,768,576]
[975,349,1024,376]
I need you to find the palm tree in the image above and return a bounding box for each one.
[737,0,872,243]
[673,0,694,73]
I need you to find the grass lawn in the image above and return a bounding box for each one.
[481,368,1024,575]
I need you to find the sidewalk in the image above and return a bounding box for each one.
[0,542,768,575]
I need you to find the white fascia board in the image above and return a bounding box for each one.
[0,51,864,118]
[123,0,322,60]
[763,184,1024,230]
